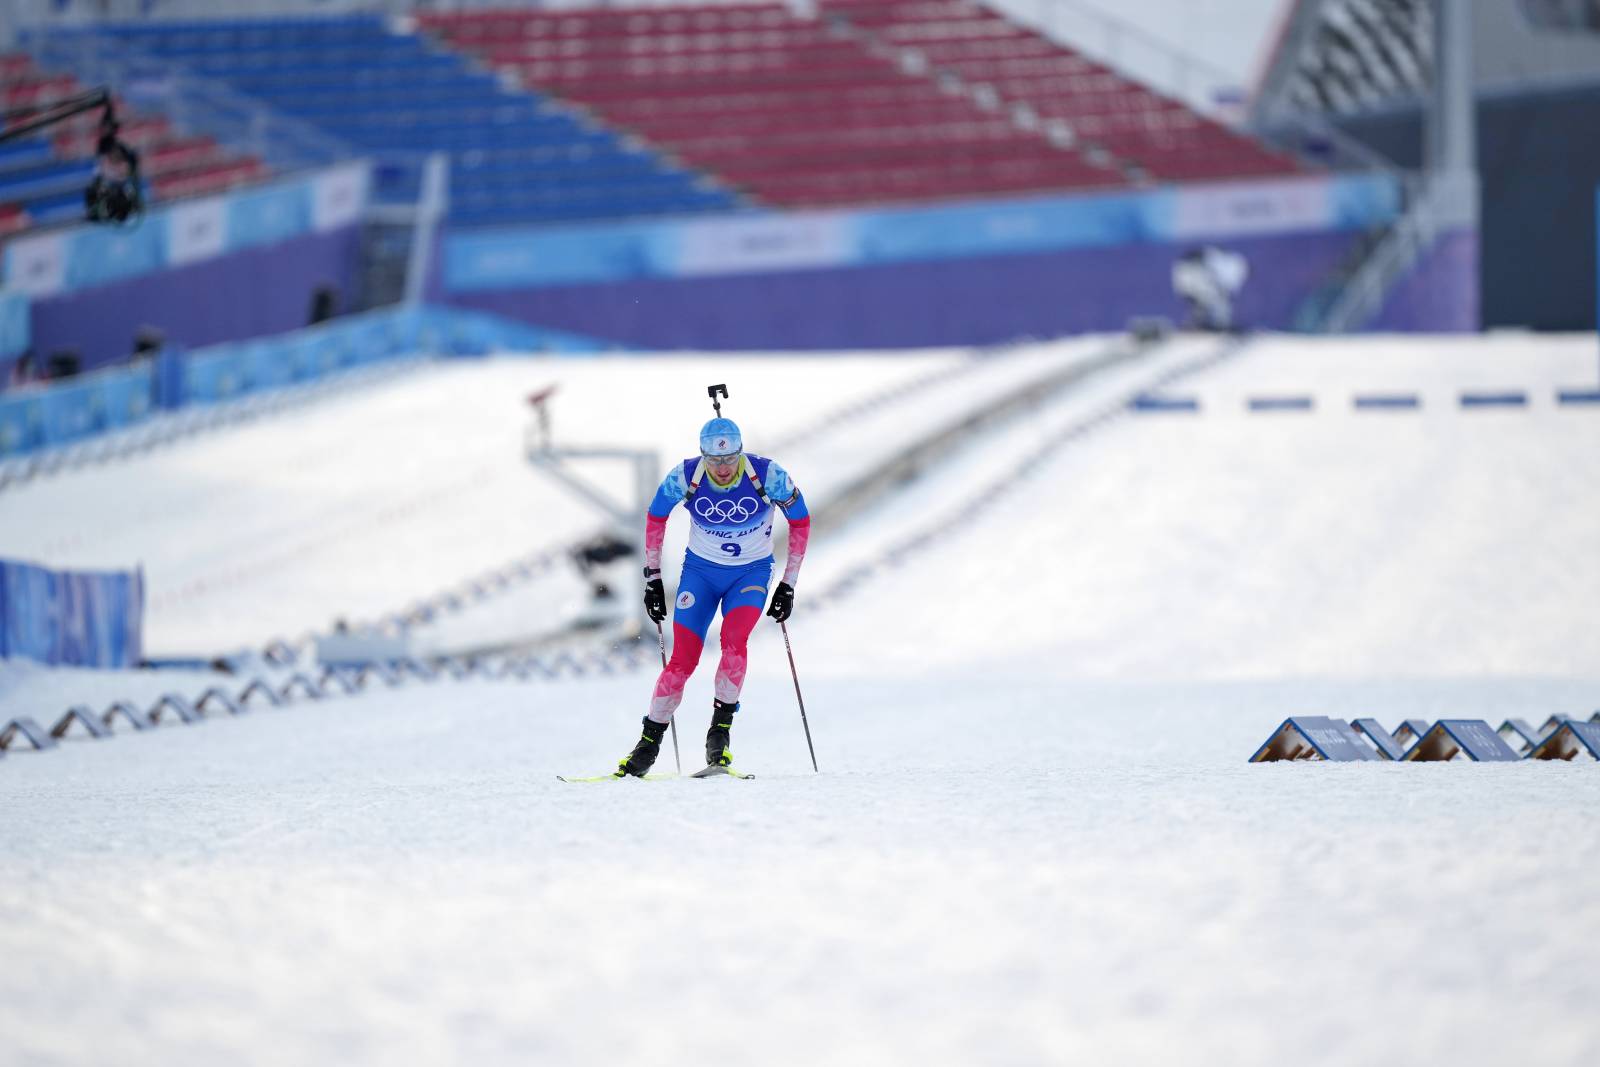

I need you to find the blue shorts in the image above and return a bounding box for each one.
[673,552,773,642]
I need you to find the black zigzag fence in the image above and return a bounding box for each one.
[0,644,654,763]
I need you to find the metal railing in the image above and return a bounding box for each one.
[1316,175,1440,332]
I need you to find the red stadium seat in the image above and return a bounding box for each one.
[425,0,1125,207]
[816,0,1301,183]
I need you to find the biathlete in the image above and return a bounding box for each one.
[617,414,810,776]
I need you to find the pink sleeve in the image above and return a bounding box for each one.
[644,513,668,573]
[781,516,810,586]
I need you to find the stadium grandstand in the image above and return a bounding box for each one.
[0,0,1592,372]
[1,0,1315,237]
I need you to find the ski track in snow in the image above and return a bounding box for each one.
[3,333,1600,1066]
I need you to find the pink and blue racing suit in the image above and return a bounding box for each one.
[643,453,809,723]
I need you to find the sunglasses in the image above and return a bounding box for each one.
[703,452,742,466]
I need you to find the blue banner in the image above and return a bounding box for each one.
[226,181,313,251]
[0,557,145,668]
[855,190,1159,264]
[64,222,167,290]
[443,172,1402,293]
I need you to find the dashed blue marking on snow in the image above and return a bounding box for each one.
[1556,389,1600,406]
[1130,394,1200,413]
[1353,393,1421,411]
[1459,390,1527,409]
[1246,395,1314,412]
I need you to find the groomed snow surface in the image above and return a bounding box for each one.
[4,333,1600,1067]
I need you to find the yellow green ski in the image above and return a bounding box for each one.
[557,766,754,782]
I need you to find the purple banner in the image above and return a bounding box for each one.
[1367,228,1480,332]
[26,225,362,374]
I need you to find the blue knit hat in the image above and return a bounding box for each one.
[699,417,742,457]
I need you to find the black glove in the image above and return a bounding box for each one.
[644,578,666,622]
[766,581,794,623]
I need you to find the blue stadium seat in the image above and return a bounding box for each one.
[0,139,56,173]
[21,188,89,223]
[0,160,94,201]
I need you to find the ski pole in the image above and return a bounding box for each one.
[655,620,681,773]
[779,620,818,772]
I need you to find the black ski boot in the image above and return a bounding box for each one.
[617,716,669,777]
[705,699,738,767]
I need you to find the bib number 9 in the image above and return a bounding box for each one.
[720,543,742,558]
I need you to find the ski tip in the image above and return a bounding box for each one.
[689,765,755,779]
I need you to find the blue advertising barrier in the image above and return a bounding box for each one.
[1402,720,1522,762]
[0,304,608,459]
[1351,718,1406,760]
[0,557,145,668]
[2,163,371,300]
[439,174,1405,348]
[443,172,1402,293]
[1528,720,1600,761]
[0,361,156,455]
[1249,716,1383,762]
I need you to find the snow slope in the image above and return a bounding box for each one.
[804,332,1600,680]
[0,350,965,654]
[0,341,1138,656]
[3,332,1599,1067]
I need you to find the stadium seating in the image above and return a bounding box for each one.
[815,0,1300,183]
[5,3,1302,234]
[86,15,739,227]
[420,2,1121,208]
[0,50,266,232]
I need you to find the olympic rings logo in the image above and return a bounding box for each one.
[694,495,760,523]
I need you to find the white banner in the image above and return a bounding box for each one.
[311,163,370,233]
[167,196,228,267]
[1170,177,1333,240]
[2,230,68,298]
[675,213,854,277]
